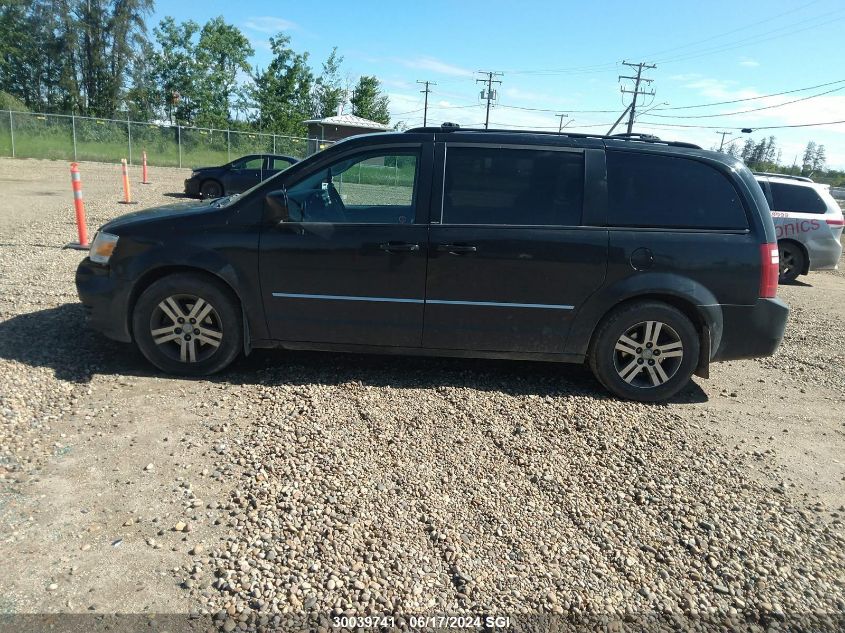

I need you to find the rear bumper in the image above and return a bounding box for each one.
[711,297,789,362]
[75,258,133,343]
[184,177,201,197]
[807,235,843,270]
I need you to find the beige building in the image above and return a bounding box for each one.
[303,114,389,155]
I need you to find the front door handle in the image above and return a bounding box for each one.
[436,243,477,254]
[379,242,420,253]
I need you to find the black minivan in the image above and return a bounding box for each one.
[76,125,788,401]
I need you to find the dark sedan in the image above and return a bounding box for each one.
[184,154,299,198]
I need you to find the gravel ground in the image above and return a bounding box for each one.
[0,157,843,630]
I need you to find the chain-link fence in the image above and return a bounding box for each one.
[0,110,328,167]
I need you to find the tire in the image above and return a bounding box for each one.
[132,273,242,376]
[588,301,700,402]
[778,241,805,284]
[200,180,223,199]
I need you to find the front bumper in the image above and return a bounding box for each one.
[711,297,789,362]
[75,258,133,343]
[184,177,201,197]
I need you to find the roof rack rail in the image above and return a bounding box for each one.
[752,171,814,183]
[404,123,702,149]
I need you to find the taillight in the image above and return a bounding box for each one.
[759,243,779,298]
[826,218,844,227]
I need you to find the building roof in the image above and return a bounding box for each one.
[302,114,389,130]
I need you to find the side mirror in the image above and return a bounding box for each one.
[264,189,290,222]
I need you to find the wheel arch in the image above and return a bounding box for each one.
[777,238,810,275]
[127,265,251,355]
[580,291,715,380]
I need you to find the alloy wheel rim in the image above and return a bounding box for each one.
[613,320,683,389]
[779,248,795,276]
[150,294,223,363]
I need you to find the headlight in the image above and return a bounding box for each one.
[89,232,119,264]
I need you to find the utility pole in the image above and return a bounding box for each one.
[716,130,733,151]
[416,80,436,127]
[619,61,656,134]
[476,71,503,129]
[556,113,570,133]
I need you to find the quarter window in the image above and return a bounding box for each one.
[607,151,748,229]
[769,182,827,214]
[284,151,418,224]
[271,157,294,171]
[442,147,584,226]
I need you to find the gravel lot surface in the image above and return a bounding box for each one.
[0,158,843,629]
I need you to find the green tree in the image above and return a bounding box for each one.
[801,141,817,176]
[313,47,345,118]
[252,34,314,135]
[0,0,152,116]
[193,17,254,128]
[77,0,153,116]
[150,17,200,124]
[350,75,390,124]
[811,144,826,173]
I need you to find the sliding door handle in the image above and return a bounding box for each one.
[379,242,420,252]
[436,243,477,254]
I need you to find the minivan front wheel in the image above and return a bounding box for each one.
[133,273,242,376]
[589,301,699,402]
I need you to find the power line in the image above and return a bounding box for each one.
[416,80,437,126]
[619,61,656,134]
[498,103,621,114]
[494,79,845,120]
[643,84,845,119]
[653,9,845,65]
[476,71,503,130]
[502,2,834,75]
[633,119,845,131]
[654,78,845,110]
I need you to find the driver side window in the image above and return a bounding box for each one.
[285,150,419,224]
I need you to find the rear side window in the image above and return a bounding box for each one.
[443,147,584,225]
[607,151,748,229]
[769,182,827,214]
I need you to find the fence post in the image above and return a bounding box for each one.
[71,115,77,161]
[127,117,132,165]
[177,125,182,168]
[9,111,15,157]
[227,130,231,162]
[272,134,276,154]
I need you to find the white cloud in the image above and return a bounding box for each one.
[739,58,760,67]
[503,87,571,105]
[243,16,298,34]
[396,56,474,78]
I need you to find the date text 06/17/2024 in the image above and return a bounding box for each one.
[331,615,512,629]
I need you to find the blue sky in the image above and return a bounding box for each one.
[154,0,845,168]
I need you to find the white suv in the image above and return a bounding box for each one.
[754,173,844,282]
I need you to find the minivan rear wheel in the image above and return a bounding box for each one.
[777,241,805,283]
[133,273,242,376]
[589,301,699,402]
